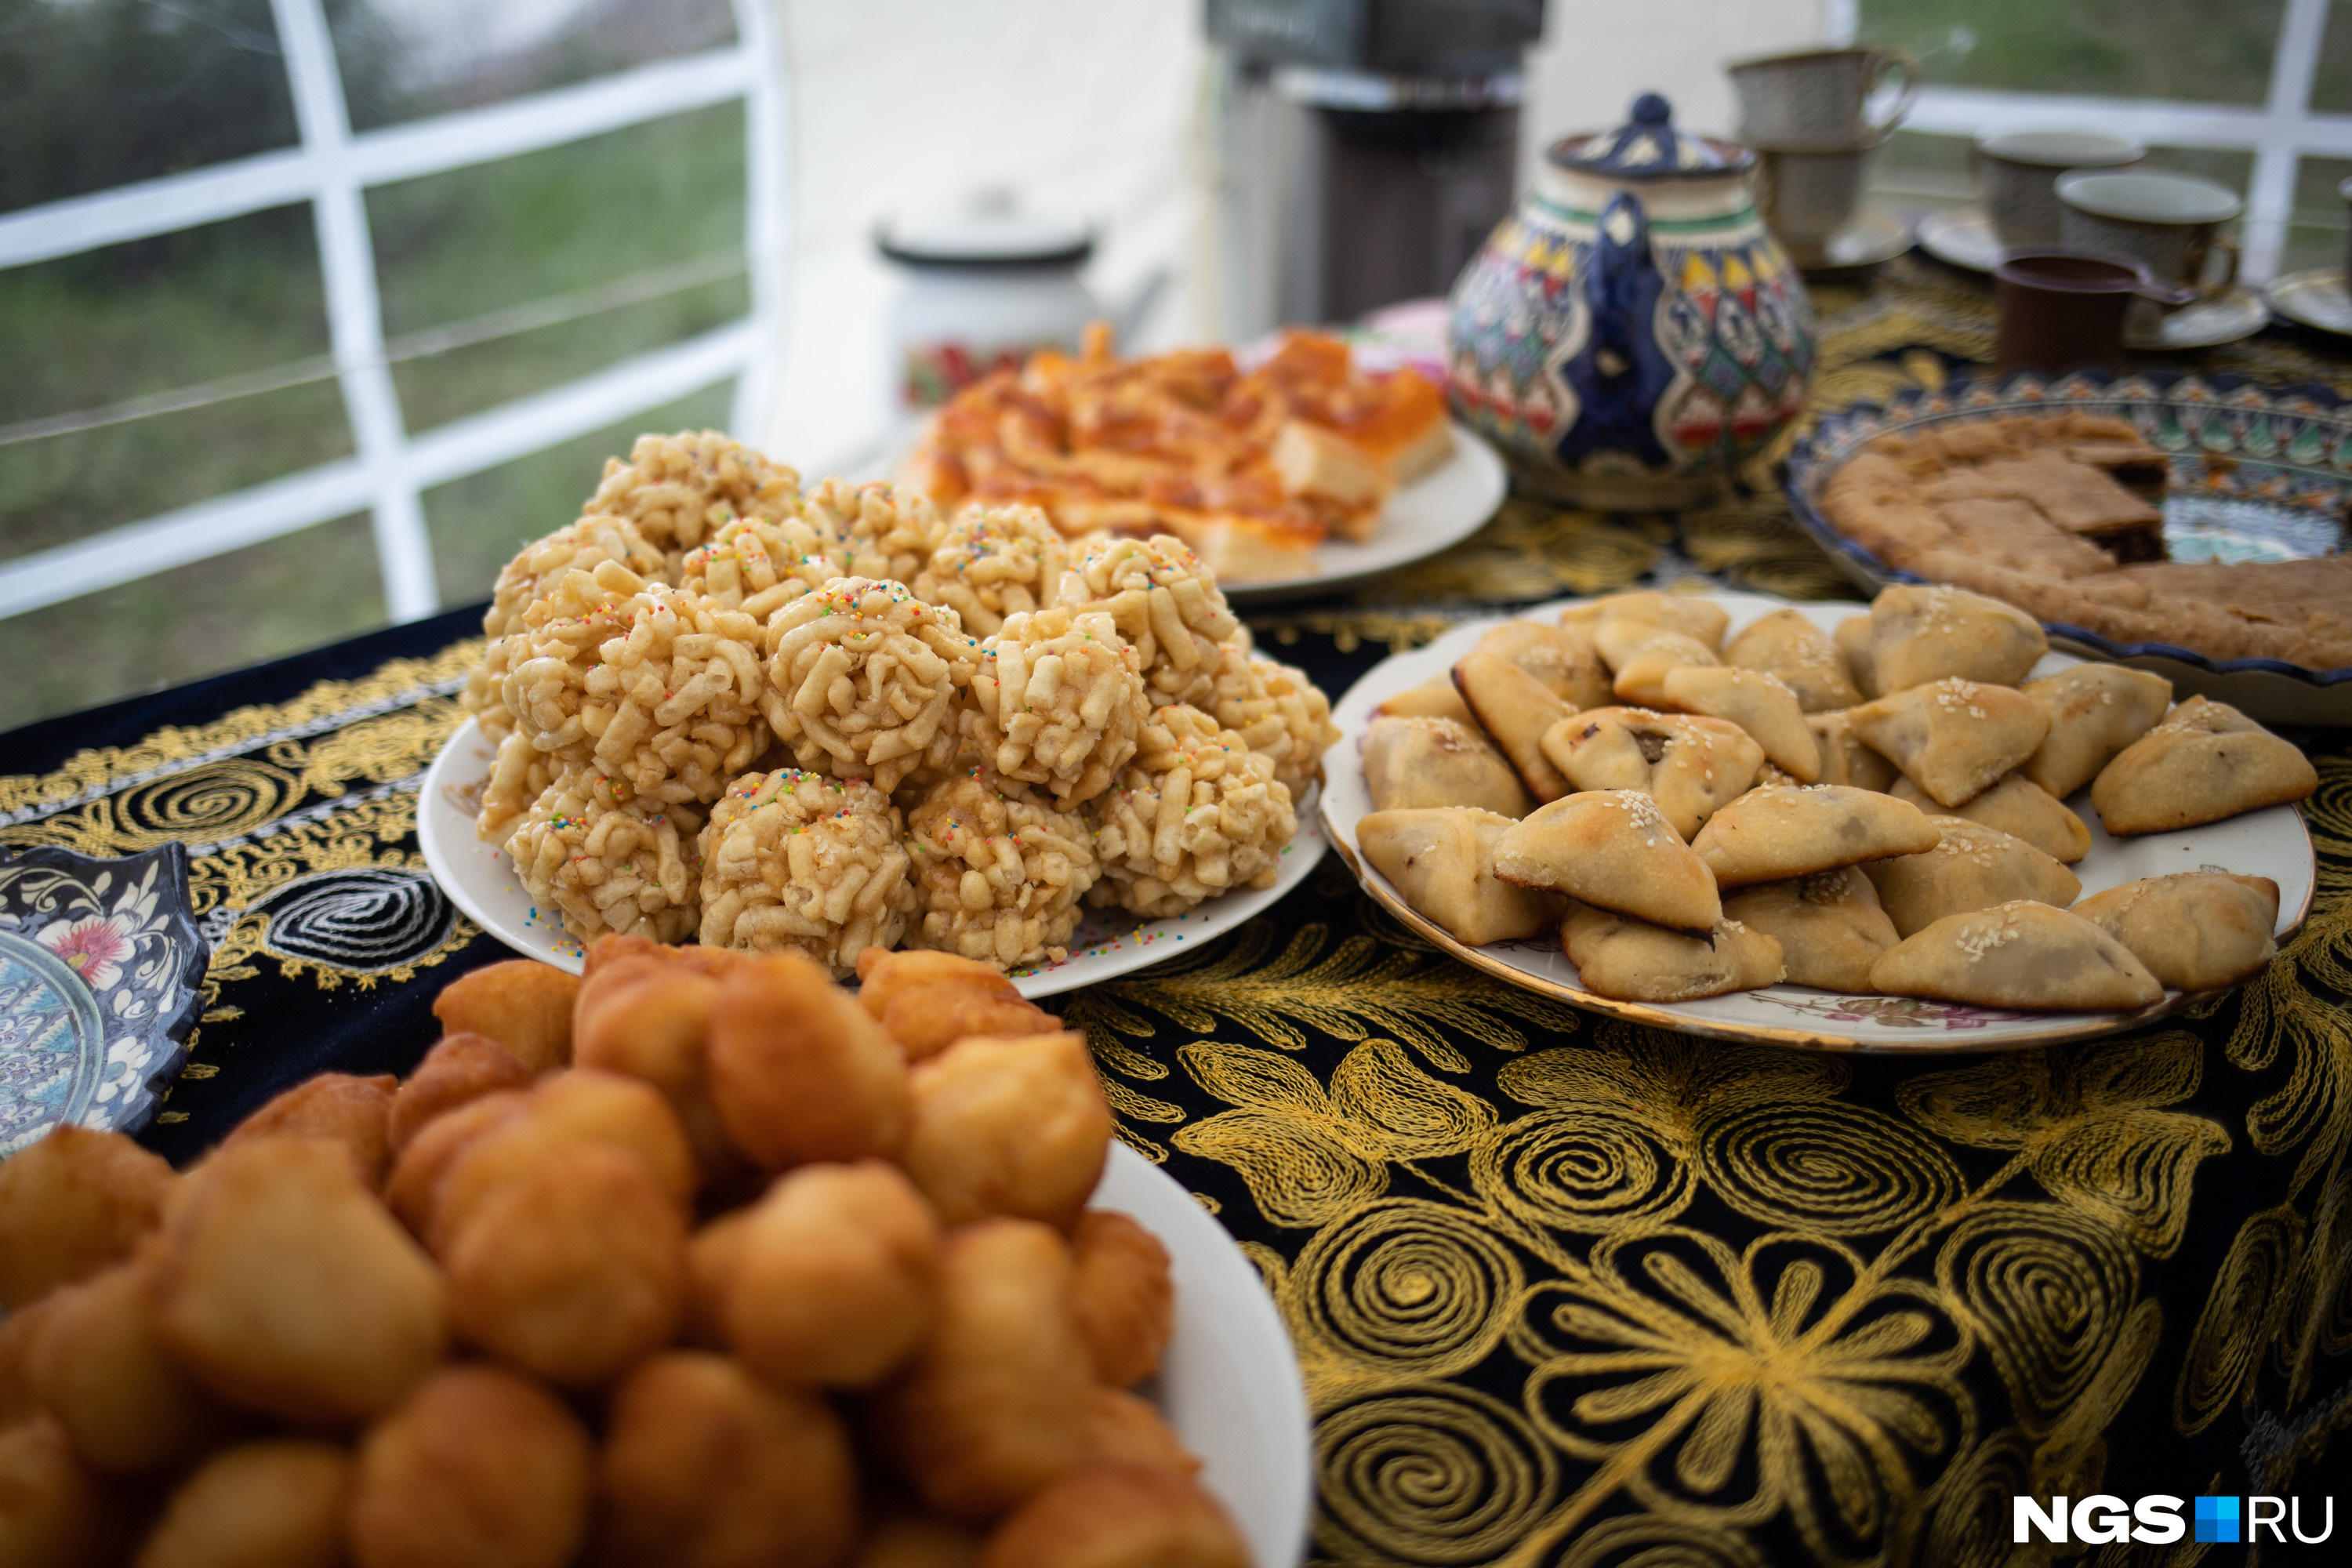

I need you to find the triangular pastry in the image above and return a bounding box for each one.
[1868,583,2048,691]
[1492,790,1722,931]
[2017,664,2172,799]
[2090,697,2318,835]
[1891,772,2089,863]
[1363,717,1532,818]
[1724,608,1864,712]
[1849,678,2051,808]
[1541,707,1764,840]
[1562,902,1784,1001]
[1374,673,1472,726]
[1833,615,1878,699]
[1599,626,1722,706]
[1453,653,1573,801]
[1864,818,2083,938]
[1690,784,1941,887]
[1722,867,1899,992]
[1868,901,2162,1011]
[1809,707,1898,792]
[1564,591,1730,650]
[1358,808,1560,946]
[1474,621,1612,710]
[1660,666,1822,782]
[2071,872,2280,990]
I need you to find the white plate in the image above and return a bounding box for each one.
[1916,206,2002,274]
[1318,589,2318,1054]
[1220,423,1509,606]
[417,717,1327,999]
[1096,1141,1314,1567]
[2124,283,2269,350]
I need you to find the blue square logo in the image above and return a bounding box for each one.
[2195,1496,2241,1544]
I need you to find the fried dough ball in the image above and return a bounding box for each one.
[27,1258,239,1475]
[804,478,950,586]
[223,1073,397,1189]
[348,1364,592,1568]
[426,1069,694,1254]
[0,1300,50,1427]
[0,1125,173,1310]
[902,1034,1111,1231]
[506,777,703,945]
[1061,536,1244,711]
[484,557,663,841]
[1087,705,1295,918]
[445,1143,686,1391]
[698,770,916,971]
[866,1218,1095,1523]
[594,1352,858,1568]
[964,606,1146,807]
[1206,652,1336,800]
[848,1508,982,1568]
[682,1210,752,1349]
[431,960,579,1076]
[975,1463,1249,1568]
[708,951,912,1170]
[468,514,670,746]
[913,505,1072,637]
[724,1160,940,1388]
[905,769,1100,971]
[154,1138,446,1428]
[572,961,732,1178]
[677,510,847,619]
[0,1415,139,1568]
[854,949,1059,1062]
[1068,1210,1174,1388]
[760,579,979,796]
[584,430,801,569]
[134,1439,350,1568]
[1086,1388,1198,1478]
[387,1034,532,1156]
[383,1091,528,1240]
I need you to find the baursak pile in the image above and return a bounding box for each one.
[1356,583,2315,1010]
[463,430,1337,975]
[0,943,1247,1568]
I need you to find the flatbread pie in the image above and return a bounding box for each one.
[1492,790,1723,931]
[1362,717,1532,817]
[1358,808,1560,946]
[2090,696,2319,835]
[2071,871,2281,990]
[1864,818,2083,937]
[1890,772,2090,864]
[1868,900,2163,1011]
[1562,903,1784,1001]
[1849,677,2051,808]
[1868,583,2049,691]
[1541,708,1765,841]
[1723,608,1864,712]
[1690,784,1941,888]
[1660,666,1822,782]
[1453,653,1573,801]
[1722,868,1900,992]
[2017,663,2173,800]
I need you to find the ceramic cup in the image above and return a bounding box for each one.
[2056,169,2241,338]
[1726,45,1917,151]
[1993,250,2194,375]
[1758,139,1886,257]
[1977,129,2144,247]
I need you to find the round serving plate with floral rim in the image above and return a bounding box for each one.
[0,844,209,1153]
[1783,369,2352,727]
[1319,590,2318,1054]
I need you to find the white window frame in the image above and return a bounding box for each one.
[0,0,789,624]
[1828,0,2345,283]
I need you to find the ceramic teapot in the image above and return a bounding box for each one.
[1446,93,1816,510]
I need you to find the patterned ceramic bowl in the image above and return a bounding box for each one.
[0,843,207,1155]
[1785,369,2352,726]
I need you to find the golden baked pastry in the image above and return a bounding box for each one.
[1867,583,2048,691]
[1561,904,1784,1002]
[1863,818,2082,938]
[1363,717,1532,817]
[1689,784,1941,888]
[1848,677,2051,808]
[1356,808,1559,946]
[1657,666,1820,782]
[1868,900,2162,1011]
[1723,608,1863,713]
[1722,869,1898,993]
[1890,772,2090,864]
[1452,653,1573,801]
[2090,696,2319,835]
[2017,663,2174,800]
[2071,872,2280,990]
[1492,791,1722,931]
[1541,707,1763,841]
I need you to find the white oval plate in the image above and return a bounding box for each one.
[417,717,1327,998]
[1221,423,1509,607]
[1097,1141,1314,1566]
[1318,590,2318,1053]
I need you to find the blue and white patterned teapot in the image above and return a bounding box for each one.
[1446,93,1816,509]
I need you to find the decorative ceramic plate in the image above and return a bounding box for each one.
[2266,268,2352,337]
[1915,206,2002,274]
[2124,284,2268,350]
[417,717,1328,998]
[1319,590,2318,1054]
[1220,422,1510,606]
[1095,1141,1312,1566]
[0,844,208,1153]
[1786,369,2352,725]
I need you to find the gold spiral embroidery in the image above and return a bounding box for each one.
[2174,1203,2306,1435]
[114,761,302,850]
[1469,1106,1690,1236]
[1918,1427,2034,1568]
[1171,1110,1388,1230]
[1294,1199,1525,1378]
[1934,1202,2137,1439]
[1698,1102,1965,1237]
[1315,1386,1559,1565]
[1553,1513,1773,1568]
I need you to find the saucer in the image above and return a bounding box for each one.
[2125,283,2269,350]
[2266,269,2352,336]
[1916,206,2002,273]
[1793,204,1912,272]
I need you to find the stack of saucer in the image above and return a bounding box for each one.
[1726,45,1915,272]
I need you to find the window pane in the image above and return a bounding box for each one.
[0,513,384,731]
[0,205,352,561]
[2285,155,2352,276]
[421,379,735,608]
[1857,0,2284,106]
[368,104,748,430]
[2313,0,2352,113]
[0,0,299,213]
[328,0,736,132]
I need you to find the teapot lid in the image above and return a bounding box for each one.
[1550,93,1753,180]
[878,191,1093,270]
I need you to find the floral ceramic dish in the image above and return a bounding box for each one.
[1784,369,2352,726]
[0,844,208,1154]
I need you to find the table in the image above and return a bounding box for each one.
[5,255,2348,1565]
